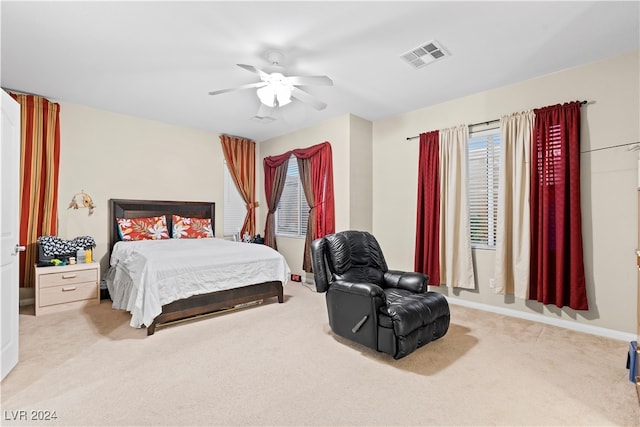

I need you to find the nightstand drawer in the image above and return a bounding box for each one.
[39,281,98,307]
[38,268,98,289]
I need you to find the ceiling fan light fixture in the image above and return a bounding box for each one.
[257,84,292,107]
[209,58,331,114]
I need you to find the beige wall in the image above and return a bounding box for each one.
[43,51,639,335]
[348,114,373,232]
[373,50,640,333]
[57,102,223,275]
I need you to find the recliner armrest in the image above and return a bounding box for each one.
[311,237,330,293]
[331,280,385,299]
[383,270,429,293]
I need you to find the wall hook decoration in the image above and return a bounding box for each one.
[68,190,96,216]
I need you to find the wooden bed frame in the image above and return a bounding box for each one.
[108,198,284,335]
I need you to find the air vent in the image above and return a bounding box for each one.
[401,40,449,69]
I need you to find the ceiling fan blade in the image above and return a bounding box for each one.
[237,64,270,80]
[290,87,327,110]
[285,75,333,86]
[208,81,266,96]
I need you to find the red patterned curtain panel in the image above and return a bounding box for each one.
[414,131,441,285]
[220,135,258,237]
[530,101,588,310]
[10,93,61,288]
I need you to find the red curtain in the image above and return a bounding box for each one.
[220,135,258,237]
[10,93,61,288]
[292,142,335,240]
[414,131,440,285]
[529,101,587,310]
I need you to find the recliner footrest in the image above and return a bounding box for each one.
[381,291,449,337]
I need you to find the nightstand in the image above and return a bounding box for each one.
[34,262,100,316]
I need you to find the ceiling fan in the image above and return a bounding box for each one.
[208,51,333,117]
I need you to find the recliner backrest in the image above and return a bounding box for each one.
[321,230,388,288]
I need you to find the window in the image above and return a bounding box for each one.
[223,161,246,237]
[537,124,563,186]
[276,156,309,237]
[468,129,500,248]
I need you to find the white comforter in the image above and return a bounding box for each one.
[106,238,290,328]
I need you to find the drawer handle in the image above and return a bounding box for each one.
[62,286,77,292]
[62,274,77,279]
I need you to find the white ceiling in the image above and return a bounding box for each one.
[2,1,639,142]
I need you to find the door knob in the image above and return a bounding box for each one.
[13,245,26,255]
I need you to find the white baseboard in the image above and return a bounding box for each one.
[20,298,35,307]
[447,297,637,343]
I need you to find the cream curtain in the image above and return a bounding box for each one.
[439,125,475,289]
[494,111,533,297]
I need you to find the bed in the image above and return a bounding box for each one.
[106,199,290,335]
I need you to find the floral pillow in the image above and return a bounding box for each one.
[172,215,214,239]
[117,215,169,241]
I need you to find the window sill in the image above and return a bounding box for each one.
[275,234,307,240]
[471,244,496,251]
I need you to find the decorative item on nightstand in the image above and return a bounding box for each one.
[37,235,96,267]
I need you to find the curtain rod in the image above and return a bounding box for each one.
[405,100,589,141]
[2,87,45,97]
[581,141,640,154]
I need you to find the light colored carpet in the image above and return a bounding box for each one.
[1,282,639,426]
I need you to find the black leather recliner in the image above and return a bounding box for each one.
[311,230,450,359]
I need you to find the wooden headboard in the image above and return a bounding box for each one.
[109,199,216,253]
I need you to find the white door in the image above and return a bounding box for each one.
[1,90,22,381]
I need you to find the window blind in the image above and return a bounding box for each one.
[537,124,563,186]
[276,156,309,237]
[468,129,500,247]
